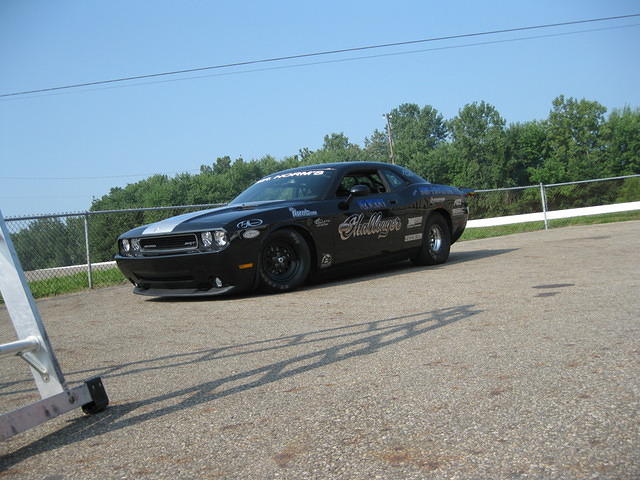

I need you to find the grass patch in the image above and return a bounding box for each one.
[28,268,127,300]
[460,210,640,241]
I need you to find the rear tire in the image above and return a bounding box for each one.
[259,229,311,293]
[411,212,451,266]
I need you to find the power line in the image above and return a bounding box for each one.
[1,13,638,99]
[10,22,636,102]
[1,23,637,182]
[0,194,92,199]
[0,168,201,181]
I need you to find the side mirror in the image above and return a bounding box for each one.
[339,184,371,210]
[350,185,371,197]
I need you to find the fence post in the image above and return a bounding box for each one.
[83,214,93,289]
[540,183,549,230]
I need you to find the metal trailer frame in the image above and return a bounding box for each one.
[0,210,108,441]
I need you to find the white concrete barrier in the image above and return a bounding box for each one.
[467,201,640,228]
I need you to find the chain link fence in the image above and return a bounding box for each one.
[2,204,224,300]
[1,174,639,300]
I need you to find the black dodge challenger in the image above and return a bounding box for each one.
[115,162,469,296]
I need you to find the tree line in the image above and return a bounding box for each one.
[13,95,640,269]
[90,94,639,213]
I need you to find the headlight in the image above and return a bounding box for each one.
[213,230,229,248]
[201,230,229,250]
[201,231,213,248]
[120,239,131,255]
[131,238,141,252]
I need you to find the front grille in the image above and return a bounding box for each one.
[134,272,194,282]
[139,234,199,255]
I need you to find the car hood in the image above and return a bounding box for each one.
[120,200,295,238]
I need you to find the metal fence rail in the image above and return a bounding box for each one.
[467,174,640,228]
[1,174,639,298]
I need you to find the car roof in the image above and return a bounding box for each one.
[274,161,401,175]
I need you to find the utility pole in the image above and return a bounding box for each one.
[383,113,396,164]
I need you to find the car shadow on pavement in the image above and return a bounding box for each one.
[441,248,517,266]
[303,247,518,291]
[0,249,511,398]
[143,247,517,303]
[2,304,482,467]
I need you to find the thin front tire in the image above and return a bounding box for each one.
[411,213,451,266]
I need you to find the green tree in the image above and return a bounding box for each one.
[529,95,607,183]
[303,133,370,165]
[363,129,389,162]
[213,156,232,175]
[448,101,507,188]
[505,120,548,186]
[390,103,448,159]
[420,143,455,185]
[601,106,640,176]
[365,104,449,181]
[322,132,350,151]
[12,218,85,270]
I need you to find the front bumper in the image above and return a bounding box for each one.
[115,246,258,297]
[133,285,237,297]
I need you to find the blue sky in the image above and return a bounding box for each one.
[1,1,639,217]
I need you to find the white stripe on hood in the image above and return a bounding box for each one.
[142,208,220,235]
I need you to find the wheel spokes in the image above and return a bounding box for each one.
[265,243,297,278]
[428,224,442,253]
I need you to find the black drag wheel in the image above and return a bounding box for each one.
[411,212,451,266]
[259,229,311,293]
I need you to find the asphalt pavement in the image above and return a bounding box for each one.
[1,221,639,479]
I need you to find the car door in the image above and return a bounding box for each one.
[332,169,404,263]
[379,167,424,250]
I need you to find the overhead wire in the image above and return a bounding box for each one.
[1,16,638,183]
[0,169,202,181]
[1,23,638,181]
[113,24,640,87]
[2,22,638,103]
[1,13,638,99]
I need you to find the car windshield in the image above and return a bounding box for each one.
[230,169,336,204]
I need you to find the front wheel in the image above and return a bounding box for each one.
[411,213,451,266]
[259,229,311,293]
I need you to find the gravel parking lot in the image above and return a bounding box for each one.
[1,221,639,479]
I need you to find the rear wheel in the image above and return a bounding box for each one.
[259,229,311,293]
[411,212,451,266]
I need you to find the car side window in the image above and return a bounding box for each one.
[336,171,387,197]
[381,169,407,190]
